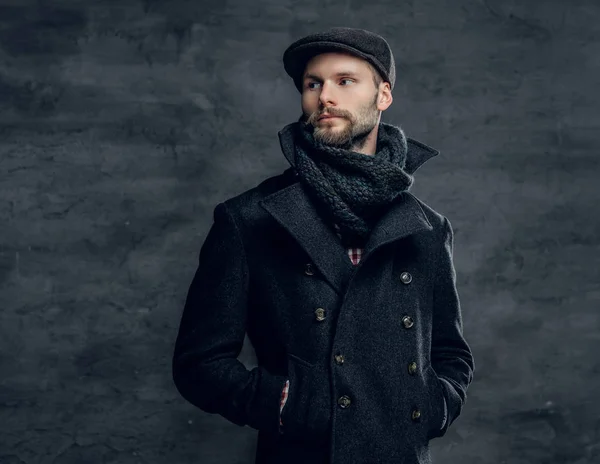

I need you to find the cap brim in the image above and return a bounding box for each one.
[283,41,376,84]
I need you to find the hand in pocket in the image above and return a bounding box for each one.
[280,354,332,445]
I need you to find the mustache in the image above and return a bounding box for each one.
[317,111,345,119]
[308,111,349,124]
[299,110,353,126]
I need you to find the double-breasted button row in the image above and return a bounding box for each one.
[400,271,412,284]
[402,315,414,329]
[334,353,348,407]
[398,270,414,330]
[306,263,417,418]
[339,395,419,418]
[304,263,315,276]
[338,395,351,408]
[314,307,326,321]
[333,361,420,414]
[404,308,420,421]
[408,361,417,375]
[306,262,324,322]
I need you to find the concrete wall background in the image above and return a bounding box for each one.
[1,0,599,463]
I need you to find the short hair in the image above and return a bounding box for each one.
[366,61,384,89]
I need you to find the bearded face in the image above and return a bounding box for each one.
[303,90,380,151]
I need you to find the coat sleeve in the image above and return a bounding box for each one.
[172,201,288,436]
[430,216,475,437]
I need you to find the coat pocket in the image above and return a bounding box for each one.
[424,365,446,440]
[280,353,332,445]
[288,352,316,368]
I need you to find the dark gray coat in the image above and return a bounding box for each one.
[172,123,475,464]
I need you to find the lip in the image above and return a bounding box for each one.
[318,115,341,120]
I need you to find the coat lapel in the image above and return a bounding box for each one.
[259,182,355,295]
[362,191,434,258]
[259,183,433,295]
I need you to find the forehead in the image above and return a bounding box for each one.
[303,52,370,78]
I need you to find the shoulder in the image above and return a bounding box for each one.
[405,192,454,237]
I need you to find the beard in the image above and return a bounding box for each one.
[302,91,380,151]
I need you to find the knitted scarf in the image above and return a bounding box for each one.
[293,120,414,248]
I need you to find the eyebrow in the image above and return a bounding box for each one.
[303,71,360,81]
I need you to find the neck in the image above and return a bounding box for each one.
[351,125,379,156]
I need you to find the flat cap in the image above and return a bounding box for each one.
[282,27,396,93]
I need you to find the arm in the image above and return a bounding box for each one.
[429,217,475,438]
[172,202,288,436]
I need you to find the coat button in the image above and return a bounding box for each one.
[408,361,417,375]
[402,315,414,329]
[304,263,314,276]
[338,395,351,408]
[400,271,412,284]
[334,354,345,365]
[411,409,421,421]
[315,307,326,321]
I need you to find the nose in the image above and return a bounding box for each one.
[318,80,337,107]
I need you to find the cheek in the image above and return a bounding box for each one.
[301,93,317,112]
[300,101,309,115]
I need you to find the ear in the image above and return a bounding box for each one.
[377,85,393,111]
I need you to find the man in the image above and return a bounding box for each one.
[172,27,475,464]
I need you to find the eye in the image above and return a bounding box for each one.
[306,79,355,90]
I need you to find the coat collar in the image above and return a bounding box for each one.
[258,183,433,295]
[277,121,440,175]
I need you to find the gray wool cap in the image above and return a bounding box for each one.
[282,27,396,93]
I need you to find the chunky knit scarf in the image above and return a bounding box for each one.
[293,120,414,248]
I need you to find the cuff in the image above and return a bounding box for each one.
[441,396,448,428]
[279,379,289,426]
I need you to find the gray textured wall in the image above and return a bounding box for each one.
[1,0,599,463]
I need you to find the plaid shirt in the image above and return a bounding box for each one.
[279,223,362,425]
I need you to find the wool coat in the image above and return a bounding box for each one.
[172,122,475,464]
